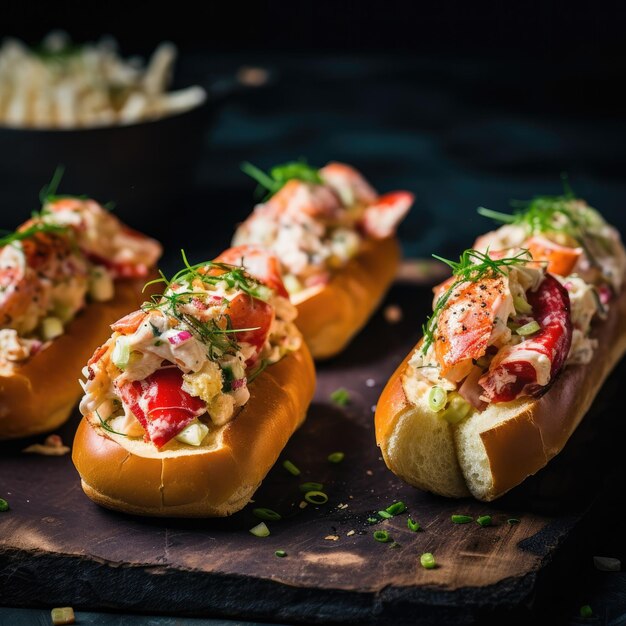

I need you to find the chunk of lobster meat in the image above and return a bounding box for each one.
[110,309,147,334]
[117,367,206,448]
[434,274,513,382]
[524,236,582,277]
[214,245,289,298]
[226,293,274,365]
[479,274,572,403]
[319,162,378,206]
[266,179,342,221]
[360,191,414,239]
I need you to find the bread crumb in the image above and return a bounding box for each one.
[366,470,373,476]
[347,530,355,537]
[23,434,70,456]
[325,535,340,541]
[365,378,376,387]
[593,556,621,571]
[371,405,377,413]
[299,501,308,509]
[337,503,348,510]
[384,304,403,323]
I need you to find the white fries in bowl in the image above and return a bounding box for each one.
[0,32,207,129]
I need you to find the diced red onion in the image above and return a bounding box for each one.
[168,330,192,345]
[231,377,247,390]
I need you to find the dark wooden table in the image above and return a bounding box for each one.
[2,277,626,625]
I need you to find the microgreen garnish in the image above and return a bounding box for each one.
[421,248,533,354]
[241,159,322,199]
[38,165,88,206]
[477,178,602,267]
[141,250,267,359]
[0,222,68,248]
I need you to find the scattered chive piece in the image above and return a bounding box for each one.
[282,460,301,476]
[304,490,328,505]
[385,501,407,516]
[420,552,436,569]
[253,508,281,521]
[516,320,540,336]
[0,498,9,512]
[407,518,421,532]
[451,514,473,524]
[327,452,345,464]
[275,550,287,558]
[476,515,492,527]
[373,530,391,543]
[249,522,270,537]
[367,517,378,524]
[378,511,393,519]
[299,482,323,493]
[330,388,350,406]
[579,605,593,618]
[508,518,520,525]
[428,385,447,412]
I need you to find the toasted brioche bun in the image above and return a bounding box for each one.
[375,286,626,501]
[72,343,315,517]
[0,279,151,440]
[292,237,400,360]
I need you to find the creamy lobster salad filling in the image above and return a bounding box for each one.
[0,188,161,370]
[404,194,626,422]
[233,161,413,296]
[80,246,302,449]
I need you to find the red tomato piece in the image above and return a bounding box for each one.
[226,293,274,364]
[117,367,206,448]
[110,309,147,334]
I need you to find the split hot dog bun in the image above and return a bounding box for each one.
[376,194,626,501]
[292,237,401,360]
[72,246,316,517]
[73,344,315,517]
[0,279,150,440]
[376,286,626,500]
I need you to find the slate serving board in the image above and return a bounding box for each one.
[1,277,624,625]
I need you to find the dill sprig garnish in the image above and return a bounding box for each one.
[0,221,68,248]
[142,250,268,359]
[477,177,601,267]
[95,409,128,437]
[241,159,322,199]
[421,248,533,354]
[38,165,88,206]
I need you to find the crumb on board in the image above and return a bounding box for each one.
[365,378,376,387]
[347,530,356,537]
[299,501,308,509]
[325,535,340,541]
[371,405,377,413]
[51,606,75,625]
[384,304,403,323]
[337,503,348,510]
[23,434,70,456]
[366,470,373,476]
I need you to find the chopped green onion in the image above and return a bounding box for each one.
[0,498,9,512]
[249,522,270,537]
[508,518,520,525]
[476,515,492,527]
[275,550,287,558]
[385,501,407,516]
[441,394,471,424]
[451,514,473,524]
[111,336,131,370]
[407,518,421,532]
[253,508,282,521]
[330,388,350,406]
[428,385,447,412]
[41,316,64,341]
[367,517,378,524]
[420,552,436,569]
[299,482,323,493]
[373,530,391,543]
[282,460,301,476]
[513,295,532,314]
[304,490,328,505]
[327,452,345,464]
[516,320,540,336]
[579,605,593,618]
[377,511,393,519]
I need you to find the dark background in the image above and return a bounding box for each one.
[2,1,626,270]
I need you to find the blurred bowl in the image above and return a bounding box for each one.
[0,67,273,227]
[0,100,213,226]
